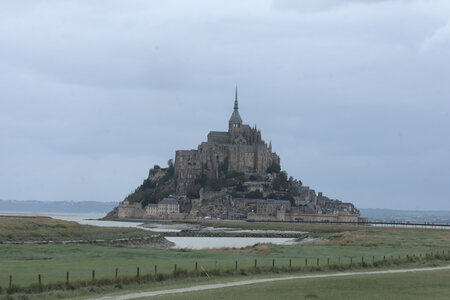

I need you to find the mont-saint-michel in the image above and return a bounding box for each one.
[106,90,364,223]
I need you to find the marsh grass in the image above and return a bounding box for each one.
[0,216,153,242]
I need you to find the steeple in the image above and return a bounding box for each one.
[229,86,242,130]
[234,86,238,110]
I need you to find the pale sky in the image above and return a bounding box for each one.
[1,0,449,210]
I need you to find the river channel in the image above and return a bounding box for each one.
[1,212,302,249]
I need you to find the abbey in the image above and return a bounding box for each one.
[174,89,280,195]
[107,88,364,223]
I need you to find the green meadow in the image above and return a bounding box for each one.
[0,216,449,298]
[152,268,450,300]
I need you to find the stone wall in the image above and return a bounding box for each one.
[117,201,145,219]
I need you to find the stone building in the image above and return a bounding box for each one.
[257,199,291,215]
[145,196,180,217]
[175,88,280,194]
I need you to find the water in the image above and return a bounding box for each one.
[166,237,296,249]
[0,211,301,248]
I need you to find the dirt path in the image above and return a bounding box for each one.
[88,265,450,300]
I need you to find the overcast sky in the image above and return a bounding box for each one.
[1,0,449,210]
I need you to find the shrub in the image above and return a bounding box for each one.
[245,190,263,199]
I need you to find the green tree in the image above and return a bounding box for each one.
[267,162,281,174]
[272,171,288,191]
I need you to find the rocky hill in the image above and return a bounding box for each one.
[106,92,362,222]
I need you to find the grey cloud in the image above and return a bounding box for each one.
[0,0,449,210]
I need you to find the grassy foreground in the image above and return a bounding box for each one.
[0,216,154,242]
[0,216,449,298]
[152,268,450,300]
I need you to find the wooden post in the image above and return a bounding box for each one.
[67,271,70,284]
[115,268,118,281]
[155,265,158,275]
[92,270,95,281]
[272,259,275,267]
[174,264,177,275]
[317,258,319,266]
[9,275,12,289]
[372,256,375,264]
[254,259,257,268]
[137,267,140,278]
[362,256,364,263]
[383,256,385,262]
[327,258,329,266]
[289,259,292,269]
[195,262,198,271]
[38,274,41,285]
[305,258,308,266]
[350,257,353,265]
[338,256,341,265]
[235,260,238,271]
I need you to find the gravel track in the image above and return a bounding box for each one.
[88,265,450,300]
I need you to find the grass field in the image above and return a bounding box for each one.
[0,216,154,242]
[0,217,449,298]
[151,268,450,300]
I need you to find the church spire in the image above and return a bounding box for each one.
[229,85,242,129]
[234,85,238,111]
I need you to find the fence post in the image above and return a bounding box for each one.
[317,258,319,266]
[115,268,118,281]
[195,262,198,272]
[67,271,70,284]
[350,257,353,265]
[235,260,238,271]
[362,256,364,264]
[272,259,275,268]
[9,275,12,289]
[254,259,257,268]
[372,256,375,264]
[305,258,308,266]
[383,256,385,262]
[338,256,341,265]
[289,259,292,269]
[327,258,329,266]
[92,270,95,281]
[38,274,41,285]
[155,265,158,275]
[137,267,140,278]
[174,264,177,276]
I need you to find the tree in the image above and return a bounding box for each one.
[272,171,288,191]
[267,162,281,174]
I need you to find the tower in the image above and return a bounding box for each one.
[229,86,242,131]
